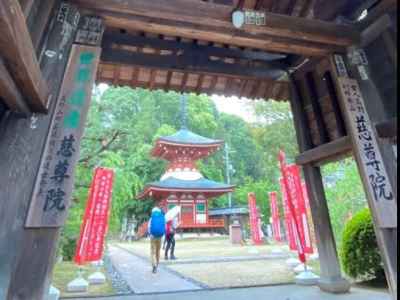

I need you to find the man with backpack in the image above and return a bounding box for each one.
[148,205,166,273]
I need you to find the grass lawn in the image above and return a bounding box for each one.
[168,259,295,288]
[52,261,114,298]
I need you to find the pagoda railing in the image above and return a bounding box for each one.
[179,217,225,228]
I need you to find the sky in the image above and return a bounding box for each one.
[211,95,259,123]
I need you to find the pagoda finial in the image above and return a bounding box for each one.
[180,94,188,129]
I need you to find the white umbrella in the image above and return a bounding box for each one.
[165,205,181,221]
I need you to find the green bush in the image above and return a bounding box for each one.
[340,208,385,282]
[61,236,77,261]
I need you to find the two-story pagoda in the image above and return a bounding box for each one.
[138,96,234,230]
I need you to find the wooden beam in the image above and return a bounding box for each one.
[289,74,351,293]
[271,0,296,15]
[101,48,286,80]
[29,0,56,51]
[361,13,392,47]
[296,136,352,166]
[102,31,288,62]
[242,0,257,9]
[0,3,80,299]
[323,71,347,137]
[382,31,397,68]
[358,0,397,30]
[71,0,360,56]
[299,0,316,18]
[313,0,352,21]
[305,72,330,144]
[0,58,30,114]
[18,0,35,18]
[375,118,397,140]
[0,0,49,112]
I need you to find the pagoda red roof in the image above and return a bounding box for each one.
[137,177,234,200]
[151,129,223,160]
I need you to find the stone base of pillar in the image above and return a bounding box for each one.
[67,277,89,293]
[88,271,106,285]
[295,270,320,286]
[46,285,60,300]
[318,276,351,294]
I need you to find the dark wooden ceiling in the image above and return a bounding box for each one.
[1,0,394,114]
[81,0,370,101]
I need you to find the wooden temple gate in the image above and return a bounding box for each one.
[0,0,397,299]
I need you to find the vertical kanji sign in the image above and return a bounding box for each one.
[248,193,263,245]
[269,192,282,242]
[74,167,114,264]
[26,43,101,227]
[337,77,396,228]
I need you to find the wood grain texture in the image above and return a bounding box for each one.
[330,54,397,298]
[29,0,56,51]
[70,0,359,56]
[97,62,290,101]
[0,2,79,299]
[289,76,349,290]
[0,0,49,111]
[25,45,102,228]
[0,58,30,113]
[296,136,352,166]
[18,0,35,17]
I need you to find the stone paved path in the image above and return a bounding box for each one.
[108,245,203,293]
[66,284,390,300]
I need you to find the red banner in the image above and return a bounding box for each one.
[248,193,263,245]
[278,151,306,263]
[268,192,282,242]
[285,165,313,255]
[280,178,297,250]
[74,167,114,265]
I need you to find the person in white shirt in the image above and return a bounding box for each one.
[164,216,179,260]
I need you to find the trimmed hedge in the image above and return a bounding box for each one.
[340,208,385,282]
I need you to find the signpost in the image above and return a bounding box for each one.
[25,44,101,228]
[336,77,397,228]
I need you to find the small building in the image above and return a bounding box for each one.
[208,206,250,233]
[138,96,235,230]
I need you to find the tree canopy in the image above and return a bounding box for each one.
[64,86,367,248]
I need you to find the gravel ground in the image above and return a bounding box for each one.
[106,238,320,291]
[116,237,290,261]
[103,252,133,295]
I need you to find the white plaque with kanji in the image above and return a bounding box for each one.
[337,77,397,228]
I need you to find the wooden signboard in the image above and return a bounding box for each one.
[25,44,101,227]
[336,77,397,228]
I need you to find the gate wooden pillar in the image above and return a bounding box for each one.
[331,48,397,299]
[0,3,104,299]
[288,76,351,294]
